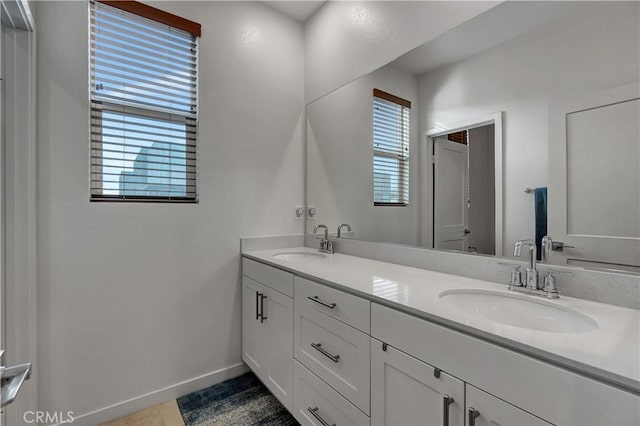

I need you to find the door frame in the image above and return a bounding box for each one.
[422,112,503,256]
[1,0,37,422]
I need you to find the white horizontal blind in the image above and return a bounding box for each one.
[373,95,410,205]
[90,1,198,201]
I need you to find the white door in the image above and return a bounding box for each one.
[242,277,266,375]
[0,12,32,415]
[0,4,35,419]
[433,138,469,251]
[261,285,293,411]
[371,339,464,426]
[466,385,551,426]
[548,83,640,272]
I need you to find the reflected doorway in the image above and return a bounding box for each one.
[425,113,502,257]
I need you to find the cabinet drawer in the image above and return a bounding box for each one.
[294,302,370,414]
[294,276,370,332]
[293,360,370,426]
[243,257,293,297]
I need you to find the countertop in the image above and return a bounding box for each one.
[243,247,640,394]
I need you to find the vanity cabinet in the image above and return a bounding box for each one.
[241,259,294,411]
[370,339,464,426]
[371,302,639,426]
[242,256,639,426]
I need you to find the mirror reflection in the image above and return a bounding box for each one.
[306,1,639,273]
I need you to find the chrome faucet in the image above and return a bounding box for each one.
[337,224,351,238]
[541,235,553,263]
[313,224,334,254]
[513,239,538,290]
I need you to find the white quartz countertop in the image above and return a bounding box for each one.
[243,247,640,394]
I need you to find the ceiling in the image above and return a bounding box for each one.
[391,1,588,76]
[263,1,326,22]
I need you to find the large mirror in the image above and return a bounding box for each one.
[306,1,640,273]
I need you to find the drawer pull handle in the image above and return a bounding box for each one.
[307,407,335,426]
[260,294,267,323]
[310,343,340,363]
[308,296,336,309]
[468,408,480,426]
[443,394,454,426]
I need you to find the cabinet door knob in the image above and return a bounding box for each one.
[443,394,454,426]
[468,408,480,426]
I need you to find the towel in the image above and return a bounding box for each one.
[534,187,548,261]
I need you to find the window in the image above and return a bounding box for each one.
[372,88,411,206]
[90,1,200,201]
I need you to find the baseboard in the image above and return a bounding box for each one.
[63,363,249,426]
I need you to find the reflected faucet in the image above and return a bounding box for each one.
[313,224,334,254]
[337,224,352,238]
[541,236,553,263]
[513,239,538,290]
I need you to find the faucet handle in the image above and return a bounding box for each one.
[543,270,559,299]
[498,262,523,289]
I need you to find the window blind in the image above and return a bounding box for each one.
[90,1,199,201]
[373,89,410,206]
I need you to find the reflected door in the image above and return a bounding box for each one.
[433,138,469,251]
[548,83,640,272]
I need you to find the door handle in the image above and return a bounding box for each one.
[255,291,261,321]
[551,241,575,251]
[464,229,471,234]
[468,408,480,426]
[1,362,32,408]
[442,395,454,426]
[259,294,267,323]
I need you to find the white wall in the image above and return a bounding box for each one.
[304,1,500,103]
[468,125,495,255]
[307,65,420,245]
[418,1,639,254]
[36,1,304,421]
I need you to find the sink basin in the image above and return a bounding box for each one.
[439,289,599,333]
[272,251,327,261]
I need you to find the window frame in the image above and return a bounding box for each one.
[372,88,411,207]
[89,0,200,203]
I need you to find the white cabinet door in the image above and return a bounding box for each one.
[371,339,464,426]
[262,285,294,411]
[242,277,266,375]
[466,385,551,426]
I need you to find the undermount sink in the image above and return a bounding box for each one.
[272,251,327,261]
[439,289,599,333]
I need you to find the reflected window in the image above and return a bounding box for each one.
[372,89,410,206]
[89,1,199,201]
